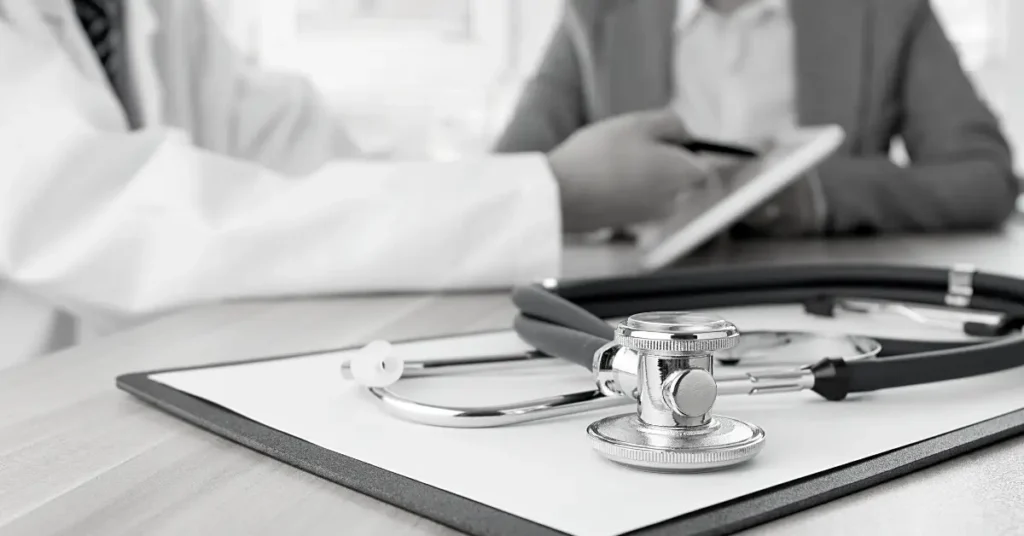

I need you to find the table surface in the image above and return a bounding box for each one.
[3,223,1024,536]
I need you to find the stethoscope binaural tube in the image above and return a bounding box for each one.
[340,262,1024,441]
[546,263,1024,306]
[509,262,1024,472]
[512,263,1024,402]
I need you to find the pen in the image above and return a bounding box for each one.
[681,139,759,158]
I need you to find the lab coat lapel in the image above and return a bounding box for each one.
[790,0,868,151]
[6,0,130,131]
[596,0,676,117]
[123,0,164,128]
[45,0,147,130]
[33,0,111,87]
[1,0,52,36]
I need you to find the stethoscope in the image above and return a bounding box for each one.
[340,263,1024,473]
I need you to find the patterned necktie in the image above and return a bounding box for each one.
[73,0,138,128]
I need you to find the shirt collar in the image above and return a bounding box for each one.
[676,0,788,30]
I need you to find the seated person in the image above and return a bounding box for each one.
[495,0,1021,237]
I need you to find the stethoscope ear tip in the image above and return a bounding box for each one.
[340,340,404,388]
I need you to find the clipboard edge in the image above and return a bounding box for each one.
[115,337,1024,536]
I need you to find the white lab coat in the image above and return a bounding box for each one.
[0,0,562,369]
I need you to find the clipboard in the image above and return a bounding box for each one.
[115,339,1024,536]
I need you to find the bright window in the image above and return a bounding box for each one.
[208,0,1023,177]
[293,0,474,36]
[933,0,1008,71]
[238,0,552,159]
[930,0,1024,179]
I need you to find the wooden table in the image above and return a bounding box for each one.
[3,224,1024,535]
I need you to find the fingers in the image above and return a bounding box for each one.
[697,153,745,171]
[754,137,776,153]
[630,108,692,145]
[648,144,713,188]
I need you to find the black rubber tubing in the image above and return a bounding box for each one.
[551,263,1024,306]
[511,263,1024,396]
[573,287,1024,322]
[513,315,607,370]
[847,334,1024,392]
[511,285,614,340]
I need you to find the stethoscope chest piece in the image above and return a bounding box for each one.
[587,414,765,472]
[587,312,766,472]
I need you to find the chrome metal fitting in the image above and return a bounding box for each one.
[588,311,765,472]
[946,263,976,308]
[614,312,740,354]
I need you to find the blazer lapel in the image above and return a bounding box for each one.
[790,0,868,150]
[595,0,676,117]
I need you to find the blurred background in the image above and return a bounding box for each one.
[201,0,1024,172]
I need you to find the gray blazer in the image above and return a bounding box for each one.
[494,0,1020,234]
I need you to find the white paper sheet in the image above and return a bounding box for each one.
[151,304,1024,536]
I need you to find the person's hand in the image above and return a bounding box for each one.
[734,170,827,237]
[693,136,775,184]
[546,109,710,233]
[706,136,827,238]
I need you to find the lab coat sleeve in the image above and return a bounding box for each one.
[0,19,562,330]
[174,0,359,175]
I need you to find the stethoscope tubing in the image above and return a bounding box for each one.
[571,287,1024,324]
[512,263,1024,400]
[340,263,1024,430]
[547,263,1024,305]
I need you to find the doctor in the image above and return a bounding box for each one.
[0,0,703,368]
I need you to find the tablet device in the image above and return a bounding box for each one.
[635,124,845,270]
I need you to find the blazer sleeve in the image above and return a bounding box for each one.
[493,7,587,153]
[818,0,1020,234]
